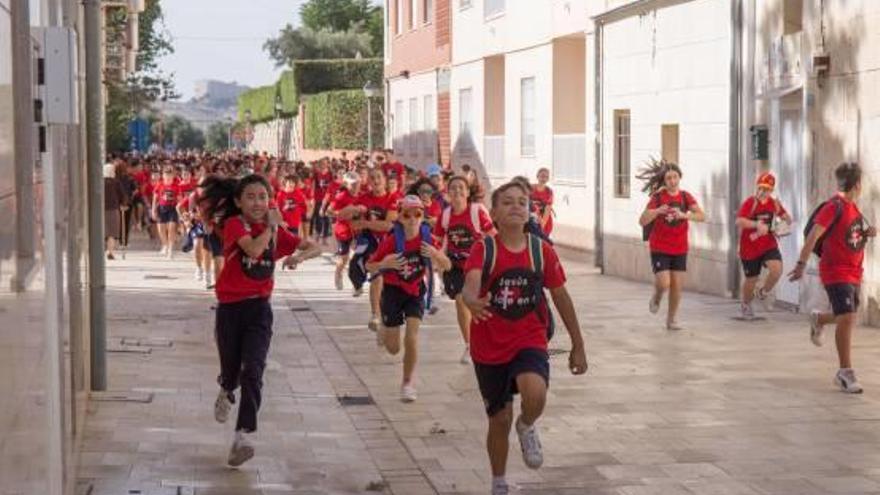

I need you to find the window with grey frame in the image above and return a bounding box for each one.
[423,0,432,24]
[484,0,504,17]
[614,110,631,198]
[520,77,535,157]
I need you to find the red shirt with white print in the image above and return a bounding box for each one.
[369,233,438,297]
[154,182,180,207]
[330,189,357,241]
[433,205,494,267]
[465,236,566,364]
[737,195,788,261]
[355,191,400,237]
[215,216,300,304]
[815,194,867,285]
[276,189,307,228]
[313,170,333,201]
[647,189,697,255]
[530,186,554,235]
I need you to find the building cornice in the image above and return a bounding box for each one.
[592,0,695,24]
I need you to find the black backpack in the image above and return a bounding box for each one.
[803,197,843,257]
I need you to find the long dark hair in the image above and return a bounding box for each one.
[200,174,273,226]
[407,177,436,197]
[835,162,862,192]
[636,158,682,195]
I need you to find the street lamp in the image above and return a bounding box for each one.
[363,81,381,154]
[274,94,283,158]
[244,109,252,152]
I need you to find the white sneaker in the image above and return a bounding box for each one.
[515,416,543,469]
[166,248,174,260]
[740,302,755,320]
[834,368,864,394]
[205,271,214,289]
[159,245,167,255]
[756,287,775,312]
[491,478,509,495]
[368,316,379,332]
[810,310,825,347]
[352,287,364,297]
[214,389,233,424]
[227,431,255,467]
[400,383,417,403]
[460,346,472,365]
[195,268,204,281]
[649,294,660,314]
[334,270,343,290]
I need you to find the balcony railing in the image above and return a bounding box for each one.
[484,0,505,18]
[552,134,586,184]
[484,135,505,177]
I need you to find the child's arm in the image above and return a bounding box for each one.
[549,285,588,375]
[236,210,281,258]
[421,243,452,271]
[461,269,492,322]
[366,253,403,274]
[282,238,322,270]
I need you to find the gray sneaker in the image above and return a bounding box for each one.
[810,310,825,347]
[214,389,233,424]
[515,416,543,469]
[756,287,775,312]
[740,302,756,321]
[491,479,509,495]
[227,431,255,467]
[649,294,660,314]
[834,368,864,394]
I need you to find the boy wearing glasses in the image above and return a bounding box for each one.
[367,195,452,402]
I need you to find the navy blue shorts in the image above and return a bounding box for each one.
[741,248,782,278]
[157,205,178,224]
[336,239,352,256]
[825,283,860,316]
[380,284,424,327]
[287,226,299,236]
[442,265,465,299]
[206,232,223,258]
[651,252,687,273]
[473,348,550,417]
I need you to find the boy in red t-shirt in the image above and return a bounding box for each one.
[205,174,321,467]
[790,162,876,393]
[530,167,554,237]
[367,195,451,402]
[638,163,705,330]
[735,172,792,319]
[461,182,587,495]
[275,175,307,236]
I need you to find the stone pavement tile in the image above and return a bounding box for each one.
[682,480,762,495]
[808,475,880,493]
[747,478,831,495]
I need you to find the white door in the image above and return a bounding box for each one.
[775,109,806,307]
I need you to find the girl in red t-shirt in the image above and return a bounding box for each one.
[326,172,362,291]
[152,167,181,259]
[531,168,554,237]
[638,162,705,330]
[366,195,451,402]
[461,181,587,494]
[433,176,495,364]
[275,175,307,236]
[200,174,321,467]
[735,172,791,319]
[789,162,877,394]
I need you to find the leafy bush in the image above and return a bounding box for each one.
[292,59,382,95]
[304,89,383,150]
[237,85,279,123]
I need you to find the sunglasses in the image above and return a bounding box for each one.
[418,187,434,195]
[401,211,423,220]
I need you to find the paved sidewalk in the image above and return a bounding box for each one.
[78,241,880,495]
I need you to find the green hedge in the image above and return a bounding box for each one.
[292,59,382,95]
[237,85,278,123]
[304,89,384,150]
[278,70,298,115]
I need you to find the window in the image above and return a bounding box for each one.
[460,0,472,9]
[614,110,631,198]
[520,77,535,157]
[394,100,404,149]
[459,88,473,149]
[410,0,417,29]
[409,97,419,154]
[423,0,433,24]
[396,0,403,35]
[423,95,435,154]
[484,0,505,18]
[661,124,679,165]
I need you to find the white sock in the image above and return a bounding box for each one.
[492,476,507,487]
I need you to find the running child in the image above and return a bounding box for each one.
[327,172,362,291]
[202,174,321,466]
[735,172,791,319]
[275,175,307,236]
[461,181,587,495]
[366,195,451,402]
[434,175,495,364]
[530,167,554,238]
[152,166,181,258]
[789,162,876,393]
[637,162,705,330]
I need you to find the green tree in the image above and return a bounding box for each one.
[264,24,373,67]
[205,121,232,152]
[152,115,205,151]
[299,0,371,32]
[105,0,178,152]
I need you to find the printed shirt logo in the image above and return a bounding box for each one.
[163,189,175,202]
[488,267,542,320]
[846,216,869,252]
[447,225,475,254]
[663,200,685,227]
[283,198,296,211]
[397,251,425,282]
[241,239,275,281]
[753,211,775,234]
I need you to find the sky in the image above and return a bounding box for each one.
[159,0,307,100]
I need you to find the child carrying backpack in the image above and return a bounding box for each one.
[366,195,452,403]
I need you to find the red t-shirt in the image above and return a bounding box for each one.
[531,187,554,235]
[465,236,566,364]
[356,192,400,236]
[330,189,357,241]
[738,196,787,261]
[647,190,697,255]
[424,200,442,224]
[154,182,180,207]
[313,170,333,201]
[215,216,301,303]
[178,180,197,198]
[815,195,867,285]
[276,189,307,228]
[369,233,438,297]
[382,162,406,189]
[433,205,494,266]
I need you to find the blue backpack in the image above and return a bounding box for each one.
[390,221,436,311]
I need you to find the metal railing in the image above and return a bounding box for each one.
[484,135,504,176]
[552,133,586,184]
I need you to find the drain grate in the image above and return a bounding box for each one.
[91,391,154,403]
[337,394,374,406]
[548,348,567,356]
[144,274,174,280]
[108,344,152,354]
[119,337,173,348]
[289,306,311,312]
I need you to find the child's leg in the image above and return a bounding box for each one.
[653,270,670,305]
[763,259,783,293]
[382,325,401,354]
[213,256,224,280]
[515,372,547,426]
[193,238,204,269]
[370,277,383,317]
[454,295,471,344]
[487,403,513,477]
[214,304,244,396]
[236,300,273,433]
[402,317,420,384]
[835,313,856,369]
[742,276,759,304]
[668,271,685,324]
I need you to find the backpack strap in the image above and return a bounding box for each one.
[480,235,497,291]
[441,206,451,231]
[527,233,544,275]
[393,222,405,253]
[470,203,483,234]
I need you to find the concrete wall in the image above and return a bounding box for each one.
[599,0,733,295]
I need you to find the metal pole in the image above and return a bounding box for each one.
[11,0,36,291]
[85,0,107,391]
[367,97,372,154]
